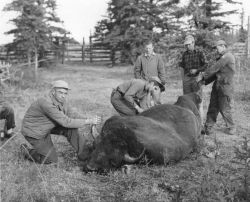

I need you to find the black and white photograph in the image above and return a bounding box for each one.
[0,0,250,201]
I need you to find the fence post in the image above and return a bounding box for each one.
[89,35,93,63]
[82,37,85,63]
[247,16,250,58]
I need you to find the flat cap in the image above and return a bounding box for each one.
[215,40,226,47]
[52,80,70,90]
[184,35,194,45]
[149,76,165,92]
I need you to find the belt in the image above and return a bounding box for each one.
[116,87,124,96]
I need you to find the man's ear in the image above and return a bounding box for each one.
[195,92,202,104]
[51,89,56,96]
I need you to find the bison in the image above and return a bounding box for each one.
[85,93,202,172]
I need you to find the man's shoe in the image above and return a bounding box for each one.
[204,125,214,136]
[225,127,236,135]
[5,132,14,139]
[0,131,5,141]
[20,144,31,159]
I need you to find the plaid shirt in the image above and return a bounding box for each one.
[179,48,208,76]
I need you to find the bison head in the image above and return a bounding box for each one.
[84,116,145,172]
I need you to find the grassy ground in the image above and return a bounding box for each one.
[0,64,249,202]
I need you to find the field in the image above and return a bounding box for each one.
[0,63,250,202]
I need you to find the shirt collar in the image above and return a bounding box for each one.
[186,48,197,53]
[49,91,65,111]
[144,52,156,57]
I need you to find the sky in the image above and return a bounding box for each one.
[0,0,249,45]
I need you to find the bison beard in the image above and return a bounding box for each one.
[85,93,202,172]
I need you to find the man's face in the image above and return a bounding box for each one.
[216,45,225,54]
[185,41,195,51]
[151,85,161,104]
[53,88,68,103]
[145,43,154,55]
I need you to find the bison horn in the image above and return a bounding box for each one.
[86,164,97,171]
[123,148,146,163]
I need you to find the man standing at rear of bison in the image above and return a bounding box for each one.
[134,41,166,85]
[200,40,236,135]
[179,34,208,121]
[20,80,101,164]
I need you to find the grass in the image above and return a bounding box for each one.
[0,63,250,202]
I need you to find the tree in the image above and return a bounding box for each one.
[4,0,66,79]
[183,0,241,48]
[94,0,183,64]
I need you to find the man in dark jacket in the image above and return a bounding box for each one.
[179,35,208,121]
[21,80,101,164]
[111,77,165,116]
[134,41,166,85]
[0,87,15,140]
[202,40,236,135]
[0,103,15,140]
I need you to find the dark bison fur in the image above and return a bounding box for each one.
[85,93,202,171]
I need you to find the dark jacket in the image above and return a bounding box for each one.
[204,51,235,96]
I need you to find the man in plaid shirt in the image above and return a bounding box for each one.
[179,35,208,120]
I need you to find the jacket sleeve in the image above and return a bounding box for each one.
[179,52,185,69]
[134,56,142,79]
[204,56,227,81]
[157,55,166,85]
[123,80,144,106]
[40,100,86,128]
[198,50,208,72]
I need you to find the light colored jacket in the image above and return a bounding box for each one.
[134,53,166,85]
[21,93,87,139]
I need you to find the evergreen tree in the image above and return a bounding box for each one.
[4,0,66,79]
[184,0,241,48]
[94,0,183,64]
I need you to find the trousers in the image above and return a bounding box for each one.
[24,127,93,164]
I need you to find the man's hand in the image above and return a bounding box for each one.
[190,69,198,75]
[135,105,144,113]
[196,72,204,83]
[86,115,102,125]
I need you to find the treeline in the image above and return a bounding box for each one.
[93,0,247,64]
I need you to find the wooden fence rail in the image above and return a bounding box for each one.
[0,35,120,66]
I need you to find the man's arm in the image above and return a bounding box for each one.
[198,50,208,73]
[203,56,226,80]
[123,80,144,106]
[157,55,166,85]
[134,56,142,79]
[40,100,91,128]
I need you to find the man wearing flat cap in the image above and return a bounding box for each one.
[200,40,236,135]
[20,80,101,164]
[179,34,208,120]
[111,77,165,116]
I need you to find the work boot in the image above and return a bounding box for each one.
[225,127,236,135]
[5,130,14,139]
[20,144,31,159]
[204,125,214,136]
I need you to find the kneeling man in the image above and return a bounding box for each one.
[21,80,101,164]
[0,103,15,140]
[111,77,165,116]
